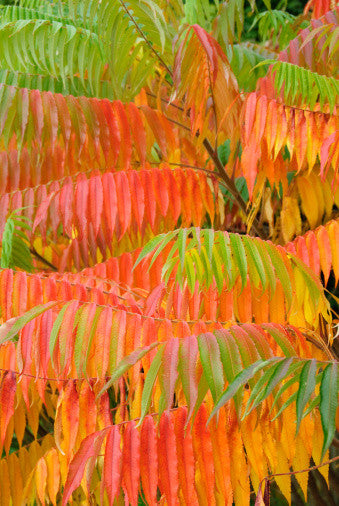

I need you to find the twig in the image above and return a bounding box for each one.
[30,247,57,271]
[203,139,265,238]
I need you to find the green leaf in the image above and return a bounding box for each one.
[208,358,278,424]
[320,362,338,460]
[97,342,159,398]
[197,333,224,404]
[138,343,165,426]
[296,359,317,434]
[0,301,59,345]
[243,357,294,417]
[230,233,247,290]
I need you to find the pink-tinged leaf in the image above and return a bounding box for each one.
[113,101,132,169]
[62,429,108,506]
[41,91,58,149]
[122,421,140,506]
[173,407,198,505]
[54,93,71,148]
[89,173,103,237]
[140,416,158,506]
[160,338,179,412]
[102,172,117,240]
[59,178,74,237]
[29,89,44,144]
[144,283,165,317]
[102,425,122,506]
[129,171,145,231]
[244,93,258,144]
[0,371,16,447]
[141,169,156,229]
[61,380,80,458]
[33,191,57,233]
[115,172,131,240]
[179,335,199,423]
[158,411,179,505]
[74,174,89,240]
[127,102,146,166]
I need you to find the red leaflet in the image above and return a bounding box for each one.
[244,93,258,144]
[54,93,72,148]
[0,371,16,448]
[62,429,108,506]
[115,172,131,240]
[102,172,117,240]
[128,171,145,231]
[61,380,80,458]
[102,426,122,506]
[29,89,44,145]
[33,190,57,234]
[144,283,165,317]
[41,91,58,150]
[59,177,74,237]
[158,411,179,505]
[173,407,198,505]
[127,102,146,166]
[89,173,103,237]
[74,174,89,240]
[113,101,132,169]
[160,338,179,412]
[192,405,215,505]
[122,421,140,506]
[178,335,198,422]
[140,416,158,506]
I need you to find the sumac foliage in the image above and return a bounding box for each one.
[0,0,338,505]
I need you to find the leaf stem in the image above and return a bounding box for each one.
[202,139,265,238]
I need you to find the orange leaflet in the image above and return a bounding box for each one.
[158,410,179,505]
[62,429,108,506]
[140,416,158,506]
[0,371,16,449]
[173,407,198,505]
[192,404,216,505]
[102,425,122,506]
[122,420,140,506]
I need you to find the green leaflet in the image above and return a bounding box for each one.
[208,358,278,423]
[138,343,165,426]
[215,329,243,414]
[97,342,159,398]
[0,301,59,345]
[243,357,294,417]
[320,362,338,460]
[49,301,73,368]
[197,333,224,404]
[242,236,267,290]
[229,233,247,290]
[296,359,317,434]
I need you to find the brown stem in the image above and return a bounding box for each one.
[203,139,265,238]
[30,247,57,271]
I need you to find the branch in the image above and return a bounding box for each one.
[30,247,57,271]
[203,139,265,238]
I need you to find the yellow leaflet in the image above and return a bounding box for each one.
[275,443,291,505]
[280,196,301,243]
[297,176,319,229]
[312,412,329,485]
[292,435,310,502]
